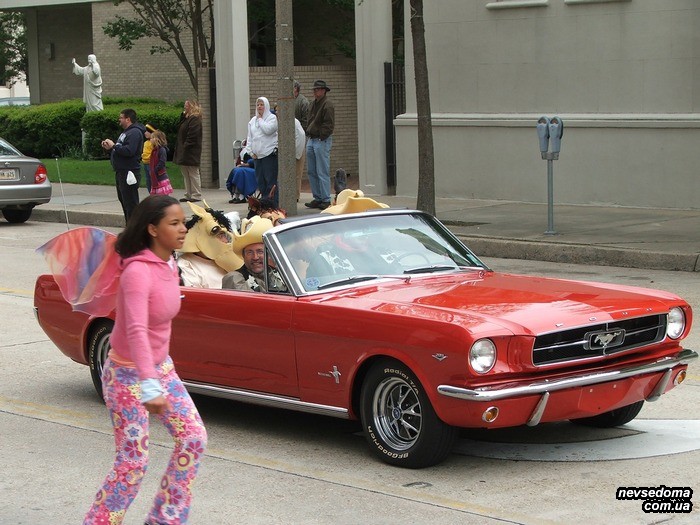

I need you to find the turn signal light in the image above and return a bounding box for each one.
[482,406,499,423]
[674,369,687,385]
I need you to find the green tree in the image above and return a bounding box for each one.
[102,0,215,93]
[0,11,28,87]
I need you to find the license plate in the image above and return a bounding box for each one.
[0,168,18,180]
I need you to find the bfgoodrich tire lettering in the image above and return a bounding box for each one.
[87,320,113,401]
[360,359,458,468]
[571,400,644,428]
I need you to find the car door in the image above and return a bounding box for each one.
[169,286,299,397]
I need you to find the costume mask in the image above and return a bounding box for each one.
[180,201,243,271]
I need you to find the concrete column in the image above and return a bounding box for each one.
[354,0,392,195]
[214,0,250,188]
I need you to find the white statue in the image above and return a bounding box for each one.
[72,54,103,112]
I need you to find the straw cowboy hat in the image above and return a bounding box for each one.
[232,216,275,258]
[321,189,389,215]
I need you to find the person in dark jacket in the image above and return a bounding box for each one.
[175,99,204,202]
[101,108,144,222]
[305,80,335,210]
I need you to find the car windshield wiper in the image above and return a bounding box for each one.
[316,274,381,290]
[403,264,457,275]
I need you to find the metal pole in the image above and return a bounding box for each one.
[545,156,556,235]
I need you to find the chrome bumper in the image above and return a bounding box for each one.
[437,348,698,403]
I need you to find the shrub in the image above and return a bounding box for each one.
[0,98,182,158]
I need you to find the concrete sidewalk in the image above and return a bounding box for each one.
[31,183,700,272]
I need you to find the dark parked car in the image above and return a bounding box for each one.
[0,137,51,223]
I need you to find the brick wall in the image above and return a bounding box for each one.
[34,5,359,185]
[197,68,213,188]
[249,66,358,184]
[91,2,198,102]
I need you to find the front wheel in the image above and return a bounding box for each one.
[87,320,114,400]
[360,359,458,468]
[571,400,644,428]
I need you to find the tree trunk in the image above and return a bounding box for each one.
[276,0,297,214]
[409,0,435,215]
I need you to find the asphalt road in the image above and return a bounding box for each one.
[1,221,698,525]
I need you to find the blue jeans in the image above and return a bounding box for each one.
[306,136,333,203]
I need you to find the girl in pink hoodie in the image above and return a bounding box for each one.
[84,195,207,525]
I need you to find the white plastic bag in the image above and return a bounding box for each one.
[126,171,137,185]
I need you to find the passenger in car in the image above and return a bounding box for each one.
[222,216,287,292]
[177,201,242,288]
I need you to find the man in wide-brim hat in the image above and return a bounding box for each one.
[222,216,286,292]
[304,79,335,211]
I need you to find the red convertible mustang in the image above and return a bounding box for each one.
[34,209,697,468]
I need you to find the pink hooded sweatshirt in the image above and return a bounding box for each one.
[109,249,181,380]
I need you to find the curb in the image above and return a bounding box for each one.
[459,236,700,273]
[32,208,126,229]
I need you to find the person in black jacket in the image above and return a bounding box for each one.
[101,108,144,222]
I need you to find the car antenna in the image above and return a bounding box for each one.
[53,156,71,230]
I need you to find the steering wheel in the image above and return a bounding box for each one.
[393,251,431,266]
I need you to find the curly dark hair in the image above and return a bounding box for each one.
[185,207,233,232]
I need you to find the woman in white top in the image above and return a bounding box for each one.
[243,97,279,207]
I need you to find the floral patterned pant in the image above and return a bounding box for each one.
[84,357,207,525]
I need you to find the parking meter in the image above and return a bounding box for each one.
[548,116,563,154]
[537,116,550,156]
[535,116,564,235]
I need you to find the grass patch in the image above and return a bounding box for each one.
[41,157,184,189]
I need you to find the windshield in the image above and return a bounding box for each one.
[274,212,487,292]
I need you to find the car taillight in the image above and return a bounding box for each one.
[35,164,48,184]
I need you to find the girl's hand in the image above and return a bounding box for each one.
[144,395,170,415]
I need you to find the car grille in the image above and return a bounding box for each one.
[533,314,666,366]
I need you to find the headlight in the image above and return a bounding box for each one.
[470,339,496,374]
[666,307,686,339]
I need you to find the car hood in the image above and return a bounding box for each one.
[327,271,681,336]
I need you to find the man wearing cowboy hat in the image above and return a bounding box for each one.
[222,217,286,292]
[304,79,335,211]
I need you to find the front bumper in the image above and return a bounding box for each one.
[438,348,697,403]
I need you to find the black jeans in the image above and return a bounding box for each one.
[255,154,279,207]
[115,169,141,222]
